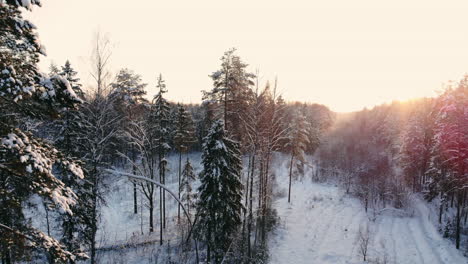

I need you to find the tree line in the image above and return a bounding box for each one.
[317,80,467,250]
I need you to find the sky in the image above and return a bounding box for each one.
[25,0,468,112]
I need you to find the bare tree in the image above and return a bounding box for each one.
[90,31,112,97]
[77,94,120,264]
[118,119,160,240]
[358,223,371,262]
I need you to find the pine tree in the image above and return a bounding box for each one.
[180,158,196,216]
[196,120,244,263]
[285,110,310,203]
[57,164,93,264]
[0,1,87,262]
[149,74,172,236]
[204,48,255,143]
[110,68,147,214]
[54,61,85,157]
[110,68,147,106]
[174,104,195,221]
[60,60,84,99]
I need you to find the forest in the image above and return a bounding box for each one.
[1,1,467,264]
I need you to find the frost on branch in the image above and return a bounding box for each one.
[0,128,84,215]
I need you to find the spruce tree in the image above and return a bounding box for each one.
[285,110,310,203]
[180,158,196,216]
[174,104,195,221]
[196,120,244,263]
[60,60,84,99]
[149,74,172,233]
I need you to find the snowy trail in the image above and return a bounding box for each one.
[268,178,467,264]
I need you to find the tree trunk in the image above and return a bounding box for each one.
[132,145,138,214]
[159,160,163,245]
[439,200,443,224]
[178,151,182,222]
[261,152,271,244]
[456,189,462,249]
[162,163,166,229]
[90,164,98,264]
[44,203,50,236]
[248,153,255,258]
[242,155,251,250]
[149,198,154,233]
[288,154,294,203]
[133,181,138,214]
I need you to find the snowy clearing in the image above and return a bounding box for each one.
[269,177,467,264]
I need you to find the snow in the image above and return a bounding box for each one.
[64,150,468,263]
[93,153,202,263]
[268,157,467,264]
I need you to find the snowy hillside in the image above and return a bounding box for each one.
[268,161,467,264]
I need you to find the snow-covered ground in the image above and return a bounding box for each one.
[92,152,203,263]
[82,151,467,263]
[268,164,467,264]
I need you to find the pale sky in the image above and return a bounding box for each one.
[26,0,468,112]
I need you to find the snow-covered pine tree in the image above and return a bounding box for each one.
[60,60,84,99]
[196,120,244,263]
[180,158,196,216]
[54,62,93,263]
[174,103,195,221]
[149,74,172,231]
[53,61,85,157]
[285,110,310,203]
[0,1,87,262]
[57,162,93,264]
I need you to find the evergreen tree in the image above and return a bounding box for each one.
[110,68,147,106]
[204,48,255,143]
[196,120,244,263]
[149,74,172,232]
[180,158,196,216]
[54,61,85,157]
[110,68,147,214]
[174,104,195,221]
[285,110,309,203]
[60,60,84,99]
[0,1,87,262]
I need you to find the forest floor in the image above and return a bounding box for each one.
[268,175,467,264]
